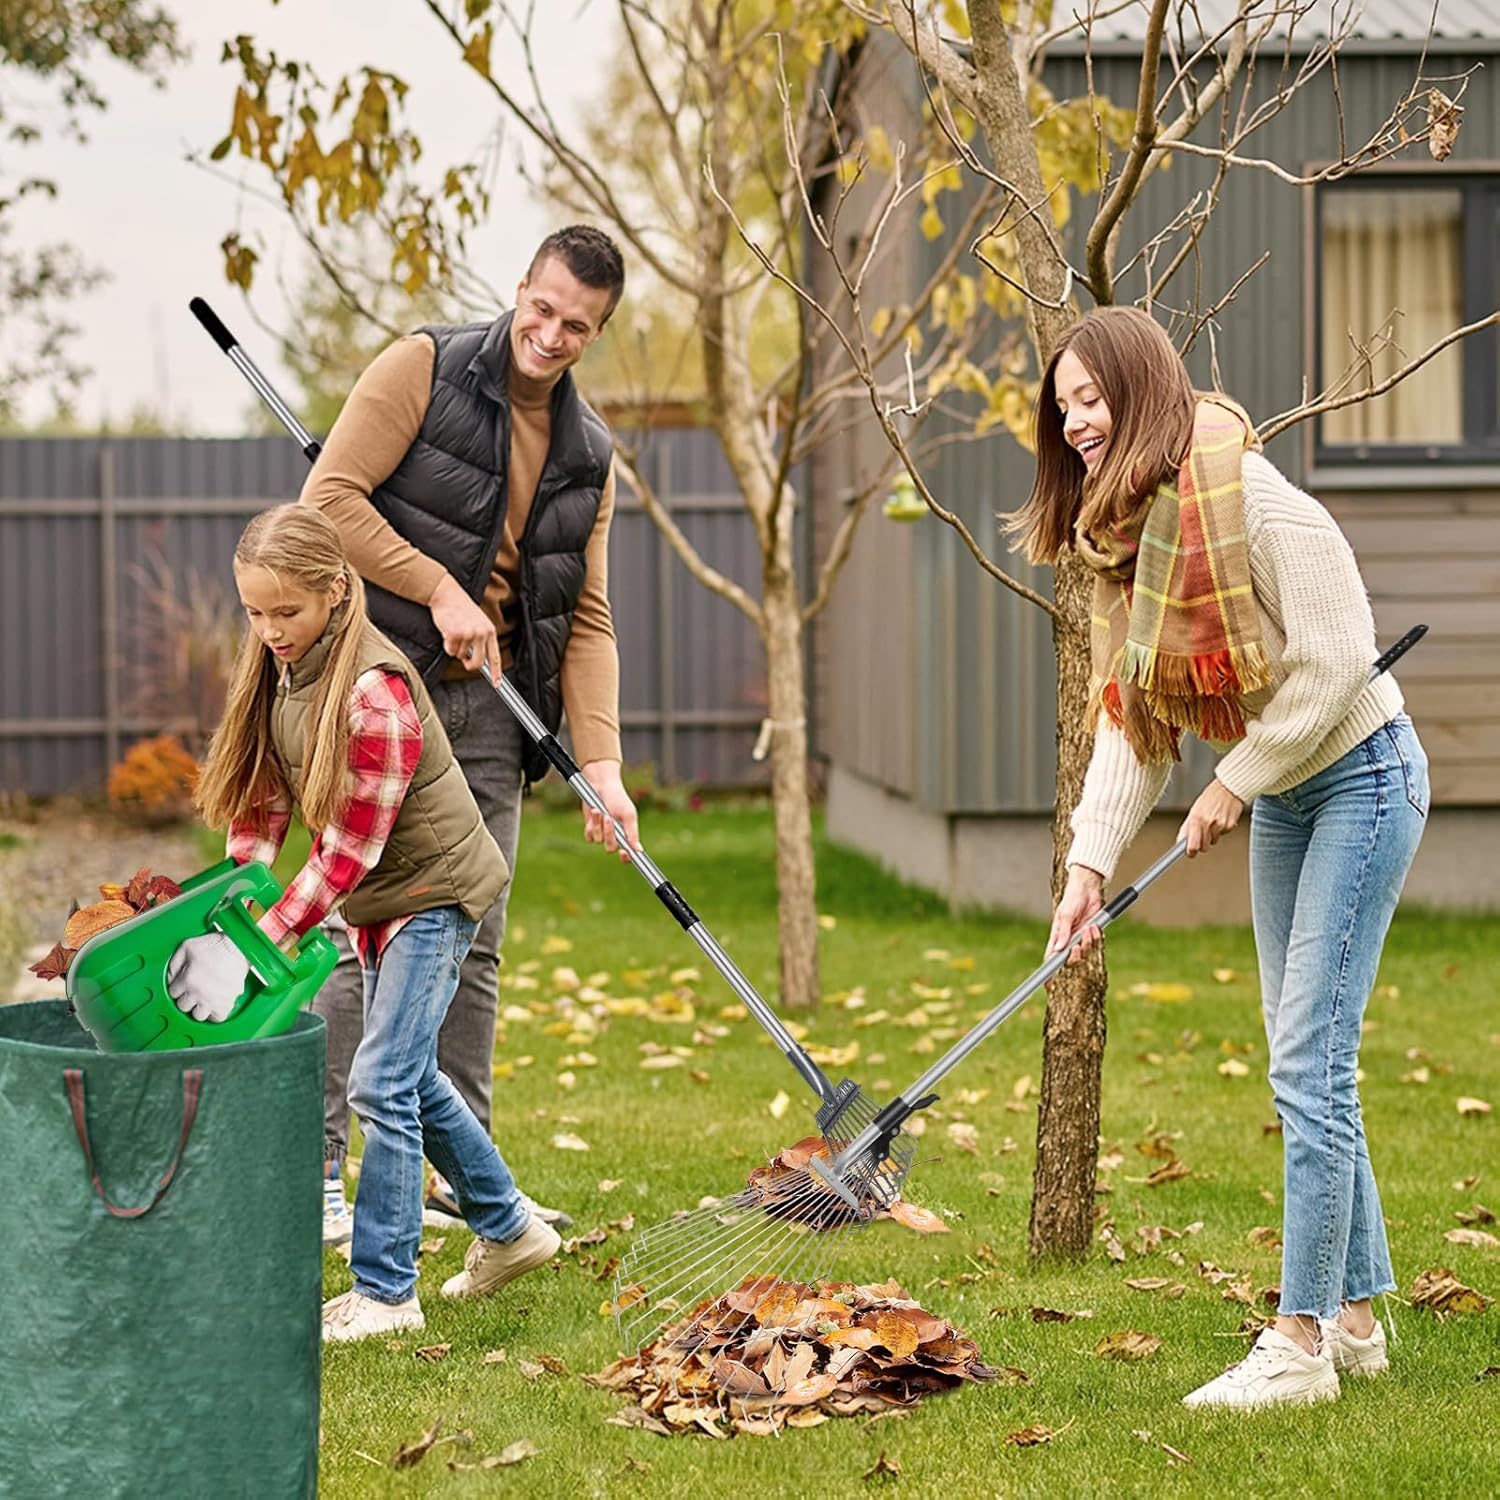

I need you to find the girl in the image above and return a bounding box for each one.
[173,503,560,1342]
[1016,308,1426,1409]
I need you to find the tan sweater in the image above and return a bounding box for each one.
[1068,451,1405,880]
[300,334,622,766]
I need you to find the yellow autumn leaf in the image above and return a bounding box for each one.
[817,914,837,930]
[1130,982,1193,1003]
[1457,1097,1492,1117]
[539,935,573,955]
[1217,1058,1251,1078]
[768,1090,791,1120]
[550,1132,590,1151]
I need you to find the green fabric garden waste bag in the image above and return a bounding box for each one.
[0,1001,325,1499]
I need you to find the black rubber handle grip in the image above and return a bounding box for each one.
[1372,624,1426,679]
[189,297,236,353]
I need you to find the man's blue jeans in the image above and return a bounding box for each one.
[346,905,529,1304]
[1249,714,1427,1319]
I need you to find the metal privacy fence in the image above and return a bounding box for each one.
[0,431,794,798]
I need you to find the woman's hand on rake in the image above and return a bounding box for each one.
[1179,777,1243,856]
[1048,864,1105,964]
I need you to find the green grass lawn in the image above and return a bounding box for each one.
[316,801,1500,1498]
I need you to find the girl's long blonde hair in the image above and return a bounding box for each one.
[1007,307,1197,563]
[195,504,371,834]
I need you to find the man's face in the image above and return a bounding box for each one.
[509,255,614,386]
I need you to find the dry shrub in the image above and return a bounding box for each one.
[107,735,199,826]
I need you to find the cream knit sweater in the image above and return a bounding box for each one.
[1067,450,1405,880]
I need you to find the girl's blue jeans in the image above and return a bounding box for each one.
[346,904,529,1303]
[1249,714,1428,1319]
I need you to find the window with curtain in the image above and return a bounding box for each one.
[1316,176,1499,462]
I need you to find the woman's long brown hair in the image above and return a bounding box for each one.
[1007,307,1197,563]
[194,504,370,835]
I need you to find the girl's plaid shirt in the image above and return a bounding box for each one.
[227,667,424,966]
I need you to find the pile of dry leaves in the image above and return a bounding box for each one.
[584,1275,1003,1437]
[27,866,182,981]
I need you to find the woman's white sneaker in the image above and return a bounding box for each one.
[1182,1328,1340,1409]
[1319,1316,1389,1376]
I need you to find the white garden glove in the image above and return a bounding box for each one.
[165,932,251,1023]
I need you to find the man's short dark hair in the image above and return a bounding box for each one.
[527,225,625,324]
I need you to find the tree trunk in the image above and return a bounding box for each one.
[761,555,821,1011]
[1027,552,1110,1259]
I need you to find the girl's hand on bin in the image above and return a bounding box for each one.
[166,932,250,1022]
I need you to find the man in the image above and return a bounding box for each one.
[302,225,639,1247]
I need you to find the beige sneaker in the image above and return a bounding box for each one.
[440,1214,561,1300]
[321,1289,424,1344]
[1182,1328,1339,1409]
[1320,1315,1389,1376]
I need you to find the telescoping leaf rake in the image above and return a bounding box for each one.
[611,628,1427,1356]
[188,295,915,1208]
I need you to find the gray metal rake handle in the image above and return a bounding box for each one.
[190,294,842,1111]
[477,664,840,1105]
[819,624,1428,1193]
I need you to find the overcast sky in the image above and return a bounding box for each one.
[9,1,610,433]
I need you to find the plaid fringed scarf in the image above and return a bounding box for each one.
[1076,397,1270,764]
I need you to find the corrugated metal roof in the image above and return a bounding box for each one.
[1050,0,1495,47]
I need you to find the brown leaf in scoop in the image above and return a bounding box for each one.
[98,882,129,901]
[63,900,135,949]
[147,873,183,906]
[125,867,155,909]
[27,942,74,982]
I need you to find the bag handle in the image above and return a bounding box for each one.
[63,1067,203,1219]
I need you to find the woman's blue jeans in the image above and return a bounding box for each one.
[346,905,529,1304]
[1249,714,1427,1319]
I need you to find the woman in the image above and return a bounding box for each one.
[173,504,559,1342]
[1015,307,1426,1409]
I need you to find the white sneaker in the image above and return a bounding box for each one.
[440,1215,561,1300]
[1320,1315,1389,1377]
[321,1289,424,1344]
[1181,1328,1340,1409]
[322,1165,353,1247]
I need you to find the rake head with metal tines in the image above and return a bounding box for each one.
[611,1078,922,1355]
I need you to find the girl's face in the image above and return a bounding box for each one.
[235,565,343,665]
[1054,347,1113,470]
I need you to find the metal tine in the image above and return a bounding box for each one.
[616,1177,856,1351]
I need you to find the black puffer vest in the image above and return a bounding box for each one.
[362,311,612,780]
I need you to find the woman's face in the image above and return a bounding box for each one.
[1054,348,1112,470]
[235,564,342,664]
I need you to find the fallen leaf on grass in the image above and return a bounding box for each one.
[1248,1225,1283,1248]
[1145,1159,1192,1187]
[517,1360,547,1381]
[1411,1267,1491,1315]
[482,1348,507,1365]
[885,1199,950,1234]
[1095,1330,1163,1360]
[418,1236,445,1256]
[1457,1097,1492,1117]
[448,1438,539,1471]
[1455,1204,1496,1225]
[863,1450,902,1479]
[1477,1367,1500,1382]
[1124,1278,1174,1292]
[1217,1058,1251,1078]
[414,1344,451,1363]
[1003,1424,1058,1447]
[551,1132,590,1151]
[768,1090,790,1120]
[391,1419,443,1469]
[1444,1228,1500,1250]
